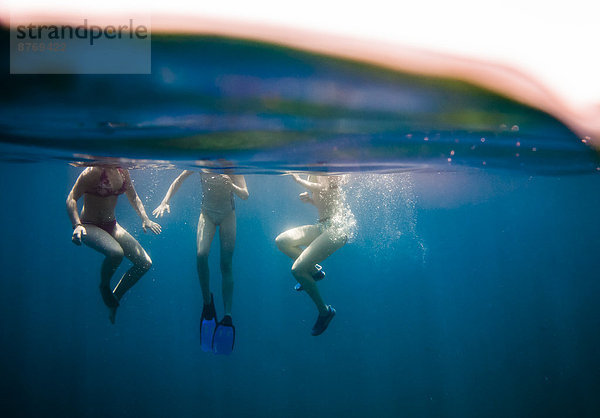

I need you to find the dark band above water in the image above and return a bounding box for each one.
[0,29,598,174]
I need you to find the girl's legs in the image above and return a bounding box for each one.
[275,225,321,260]
[112,223,153,302]
[81,224,124,317]
[290,229,347,314]
[218,211,236,317]
[197,212,217,306]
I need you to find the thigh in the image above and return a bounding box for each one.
[112,223,150,264]
[82,224,123,257]
[294,228,347,269]
[197,212,217,256]
[278,224,322,248]
[219,211,236,255]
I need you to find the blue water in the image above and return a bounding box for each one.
[1,29,600,417]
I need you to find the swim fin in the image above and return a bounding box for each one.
[200,294,217,352]
[212,315,235,355]
[294,264,326,291]
[311,305,336,336]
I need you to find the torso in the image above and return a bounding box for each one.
[80,167,129,224]
[200,172,235,224]
[88,168,128,197]
[310,175,341,222]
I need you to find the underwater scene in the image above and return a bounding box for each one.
[1,28,600,417]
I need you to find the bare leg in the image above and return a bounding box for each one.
[112,223,153,301]
[81,225,124,319]
[275,225,321,260]
[219,211,236,317]
[197,212,217,306]
[291,228,347,314]
[276,225,324,277]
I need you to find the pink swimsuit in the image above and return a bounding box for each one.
[88,168,128,197]
[83,168,129,235]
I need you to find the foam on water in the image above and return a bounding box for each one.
[346,173,427,263]
[326,174,357,243]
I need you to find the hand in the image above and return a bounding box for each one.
[72,225,86,245]
[220,174,233,187]
[152,202,170,218]
[143,219,162,234]
[299,192,311,203]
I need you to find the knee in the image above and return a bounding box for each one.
[275,234,288,251]
[290,261,308,279]
[138,255,152,273]
[105,248,124,264]
[196,251,209,263]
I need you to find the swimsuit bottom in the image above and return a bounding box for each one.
[202,206,234,226]
[83,219,117,235]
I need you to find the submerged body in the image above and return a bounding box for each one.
[66,166,161,323]
[153,168,248,353]
[276,174,350,336]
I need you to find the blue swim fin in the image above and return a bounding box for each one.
[311,305,336,336]
[200,294,217,352]
[212,315,235,355]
